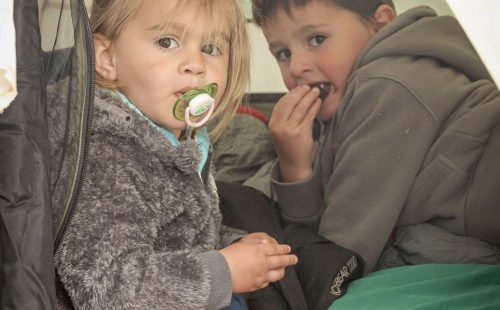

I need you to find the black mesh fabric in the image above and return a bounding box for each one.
[0,0,93,308]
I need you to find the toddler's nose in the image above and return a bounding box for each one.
[181,50,205,75]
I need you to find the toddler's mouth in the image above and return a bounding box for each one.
[172,83,218,122]
[309,82,332,100]
[176,89,190,97]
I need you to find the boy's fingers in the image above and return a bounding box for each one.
[286,85,311,106]
[273,85,310,121]
[287,87,320,125]
[305,98,322,122]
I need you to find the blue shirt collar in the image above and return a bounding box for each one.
[113,90,210,174]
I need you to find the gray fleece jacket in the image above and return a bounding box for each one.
[272,6,500,273]
[53,89,240,309]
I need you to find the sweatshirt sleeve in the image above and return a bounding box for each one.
[199,250,233,310]
[319,75,439,274]
[218,224,247,248]
[270,160,324,228]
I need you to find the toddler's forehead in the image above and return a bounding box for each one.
[132,2,231,39]
[158,3,232,32]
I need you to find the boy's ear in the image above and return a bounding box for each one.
[94,34,117,81]
[373,4,396,31]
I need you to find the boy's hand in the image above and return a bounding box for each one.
[268,85,321,182]
[219,242,298,293]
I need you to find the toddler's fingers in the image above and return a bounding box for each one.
[267,253,298,269]
[260,236,278,244]
[252,232,270,239]
[243,232,269,244]
[263,243,291,256]
[266,268,286,283]
[258,281,270,290]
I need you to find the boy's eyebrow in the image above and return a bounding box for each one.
[268,41,284,51]
[294,23,330,38]
[268,23,330,50]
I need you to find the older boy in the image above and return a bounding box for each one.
[252,0,500,274]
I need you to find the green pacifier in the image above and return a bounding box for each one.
[173,83,218,128]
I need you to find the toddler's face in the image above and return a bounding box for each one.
[262,1,377,121]
[111,0,230,137]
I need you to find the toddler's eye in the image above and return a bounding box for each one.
[275,49,291,61]
[309,35,325,46]
[157,37,179,49]
[202,44,222,56]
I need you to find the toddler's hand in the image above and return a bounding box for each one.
[219,241,298,293]
[237,232,277,245]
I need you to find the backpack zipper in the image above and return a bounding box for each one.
[54,0,95,257]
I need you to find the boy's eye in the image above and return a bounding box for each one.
[157,37,179,49]
[202,44,222,56]
[275,49,291,61]
[309,35,325,46]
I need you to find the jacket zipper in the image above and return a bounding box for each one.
[54,0,95,256]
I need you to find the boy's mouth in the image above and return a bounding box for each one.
[309,82,332,100]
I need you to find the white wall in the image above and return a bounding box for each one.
[394,0,453,15]
[246,0,454,93]
[39,0,95,51]
[446,0,500,88]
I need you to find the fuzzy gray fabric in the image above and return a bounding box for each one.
[53,88,239,309]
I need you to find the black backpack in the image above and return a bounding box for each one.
[0,0,93,308]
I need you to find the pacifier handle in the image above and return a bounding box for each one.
[184,101,215,128]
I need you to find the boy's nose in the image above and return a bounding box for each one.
[180,50,206,75]
[289,53,313,78]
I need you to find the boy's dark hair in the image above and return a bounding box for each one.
[252,0,395,26]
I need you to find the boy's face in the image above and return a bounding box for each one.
[110,0,230,136]
[262,1,377,121]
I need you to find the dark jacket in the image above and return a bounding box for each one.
[1,0,91,308]
[272,6,500,273]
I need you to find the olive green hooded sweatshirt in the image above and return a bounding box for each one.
[272,6,500,273]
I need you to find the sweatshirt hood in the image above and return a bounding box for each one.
[354,6,492,82]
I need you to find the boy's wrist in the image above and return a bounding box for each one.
[279,161,313,183]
